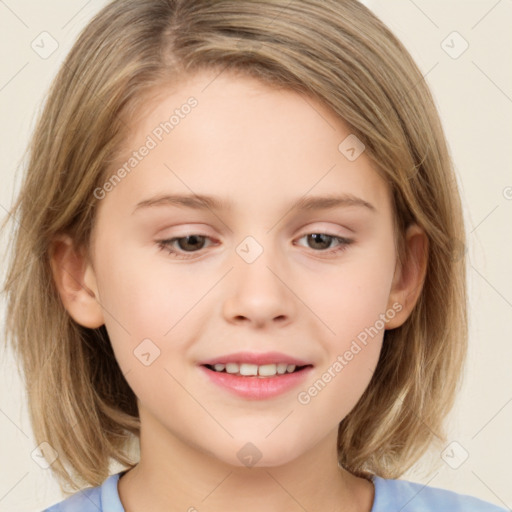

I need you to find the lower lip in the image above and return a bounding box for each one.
[199,365,314,400]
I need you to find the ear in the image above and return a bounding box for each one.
[49,234,105,328]
[385,224,429,330]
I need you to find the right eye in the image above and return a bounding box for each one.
[156,235,216,259]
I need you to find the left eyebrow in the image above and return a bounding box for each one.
[131,193,377,215]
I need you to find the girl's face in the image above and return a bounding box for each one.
[86,69,406,469]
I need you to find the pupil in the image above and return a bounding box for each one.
[180,235,205,251]
[309,233,331,250]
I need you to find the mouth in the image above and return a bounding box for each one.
[202,362,313,378]
[198,353,315,399]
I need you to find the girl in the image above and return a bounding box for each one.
[2,0,507,511]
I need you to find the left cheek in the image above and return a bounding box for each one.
[310,268,391,330]
[321,335,383,414]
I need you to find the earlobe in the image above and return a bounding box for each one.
[49,234,105,328]
[385,224,429,330]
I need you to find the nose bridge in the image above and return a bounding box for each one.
[234,232,283,292]
[223,231,294,325]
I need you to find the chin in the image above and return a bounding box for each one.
[216,435,303,470]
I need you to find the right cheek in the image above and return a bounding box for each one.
[105,331,136,373]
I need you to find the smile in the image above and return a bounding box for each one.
[204,362,309,377]
[199,363,313,400]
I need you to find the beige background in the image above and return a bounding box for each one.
[0,1,511,510]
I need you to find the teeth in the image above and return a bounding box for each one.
[210,362,302,376]
[239,363,258,376]
[258,364,277,376]
[277,363,288,374]
[225,363,239,374]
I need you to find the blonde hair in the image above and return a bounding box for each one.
[1,0,467,492]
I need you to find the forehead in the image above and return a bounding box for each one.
[97,69,391,221]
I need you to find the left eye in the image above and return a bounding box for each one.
[156,233,353,259]
[295,233,352,253]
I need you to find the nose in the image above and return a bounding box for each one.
[222,245,296,328]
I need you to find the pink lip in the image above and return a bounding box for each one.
[199,365,314,400]
[199,351,312,366]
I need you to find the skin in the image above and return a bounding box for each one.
[51,69,428,512]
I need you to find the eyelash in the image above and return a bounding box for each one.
[156,233,353,260]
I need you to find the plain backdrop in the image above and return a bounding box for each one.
[0,1,511,511]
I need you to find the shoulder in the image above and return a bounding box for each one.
[372,475,508,512]
[42,472,125,512]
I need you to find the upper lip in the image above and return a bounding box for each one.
[199,351,313,367]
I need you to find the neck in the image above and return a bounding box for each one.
[118,407,374,512]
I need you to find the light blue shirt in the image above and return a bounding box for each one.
[43,471,508,511]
